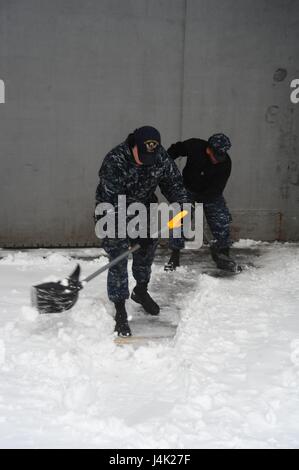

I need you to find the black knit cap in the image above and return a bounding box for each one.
[134,126,161,166]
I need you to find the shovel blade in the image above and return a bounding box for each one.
[31,264,82,314]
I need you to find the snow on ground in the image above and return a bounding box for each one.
[0,243,299,448]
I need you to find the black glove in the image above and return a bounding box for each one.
[134,237,155,249]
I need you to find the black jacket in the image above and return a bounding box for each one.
[167,138,232,202]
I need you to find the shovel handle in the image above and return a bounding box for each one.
[82,209,188,285]
[82,243,141,284]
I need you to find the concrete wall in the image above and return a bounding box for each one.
[182,0,299,241]
[0,0,298,246]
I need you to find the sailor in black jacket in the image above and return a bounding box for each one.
[165,133,240,273]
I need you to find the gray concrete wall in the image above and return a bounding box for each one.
[182,0,299,241]
[0,0,298,246]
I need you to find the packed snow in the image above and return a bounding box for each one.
[0,243,298,448]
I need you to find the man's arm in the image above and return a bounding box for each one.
[167,138,199,160]
[95,153,128,240]
[95,153,126,207]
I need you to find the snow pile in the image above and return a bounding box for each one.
[0,243,299,448]
[21,306,39,322]
[233,239,265,248]
[0,252,71,266]
[174,245,299,447]
[0,340,5,365]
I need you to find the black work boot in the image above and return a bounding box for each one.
[164,250,180,272]
[131,283,160,315]
[114,301,132,337]
[210,246,242,273]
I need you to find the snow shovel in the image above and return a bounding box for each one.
[31,210,188,314]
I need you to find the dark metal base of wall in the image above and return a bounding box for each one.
[0,210,298,248]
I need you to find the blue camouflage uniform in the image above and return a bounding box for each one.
[96,139,188,303]
[169,193,232,250]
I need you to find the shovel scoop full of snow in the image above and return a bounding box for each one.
[31,264,82,314]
